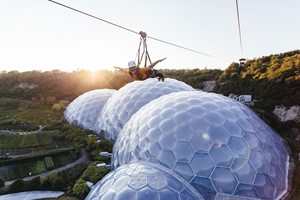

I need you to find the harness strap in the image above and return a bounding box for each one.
[136,31,152,68]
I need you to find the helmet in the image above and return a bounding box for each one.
[128,61,136,68]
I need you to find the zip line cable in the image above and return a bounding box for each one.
[235,0,244,58]
[48,0,225,61]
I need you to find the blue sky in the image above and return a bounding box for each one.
[0,0,299,72]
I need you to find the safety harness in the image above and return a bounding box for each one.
[134,31,165,81]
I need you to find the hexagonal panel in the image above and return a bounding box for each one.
[158,150,176,169]
[190,177,216,200]
[190,152,215,177]
[173,141,194,162]
[173,162,194,182]
[210,144,234,167]
[208,126,231,145]
[189,131,213,153]
[204,112,226,126]
[234,183,259,199]
[249,150,269,174]
[254,173,275,199]
[158,133,176,150]
[244,131,263,151]
[224,120,244,137]
[228,137,250,158]
[211,167,238,194]
[237,118,254,133]
[232,158,255,184]
[173,124,193,141]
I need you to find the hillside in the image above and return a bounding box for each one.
[0,49,300,198]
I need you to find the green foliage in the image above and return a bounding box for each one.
[16,108,53,125]
[81,162,109,184]
[0,98,20,110]
[36,172,67,191]
[161,68,222,88]
[36,131,57,146]
[40,176,52,190]
[19,133,39,148]
[0,69,122,101]
[31,160,45,175]
[63,124,87,149]
[26,176,41,191]
[0,131,65,150]
[50,175,65,191]
[44,156,55,170]
[0,177,4,188]
[72,178,90,199]
[215,50,300,108]
[9,179,25,193]
[57,196,79,200]
[0,133,22,148]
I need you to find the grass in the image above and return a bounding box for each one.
[37,131,59,146]
[0,98,21,110]
[15,108,53,125]
[19,133,39,148]
[0,131,59,149]
[0,133,22,148]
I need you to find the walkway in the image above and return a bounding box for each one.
[4,149,91,186]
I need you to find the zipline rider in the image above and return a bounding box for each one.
[113,57,166,81]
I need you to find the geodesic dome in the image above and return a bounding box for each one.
[64,89,116,130]
[85,162,204,200]
[112,91,290,200]
[94,78,195,142]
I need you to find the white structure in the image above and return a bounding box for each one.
[86,162,204,200]
[64,89,116,130]
[0,191,64,200]
[111,91,290,200]
[94,78,195,142]
[237,95,252,103]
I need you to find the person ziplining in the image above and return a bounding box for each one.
[113,58,166,81]
[113,31,166,81]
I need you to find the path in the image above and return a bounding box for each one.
[4,149,91,186]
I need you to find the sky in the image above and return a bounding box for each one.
[0,0,299,72]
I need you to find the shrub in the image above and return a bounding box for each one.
[0,177,4,188]
[40,177,52,190]
[9,179,25,193]
[44,156,55,170]
[72,178,89,199]
[81,163,109,184]
[26,176,41,191]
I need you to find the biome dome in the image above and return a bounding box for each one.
[112,91,290,200]
[85,162,204,200]
[94,78,195,142]
[64,89,116,130]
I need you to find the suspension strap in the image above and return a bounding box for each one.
[135,31,152,68]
